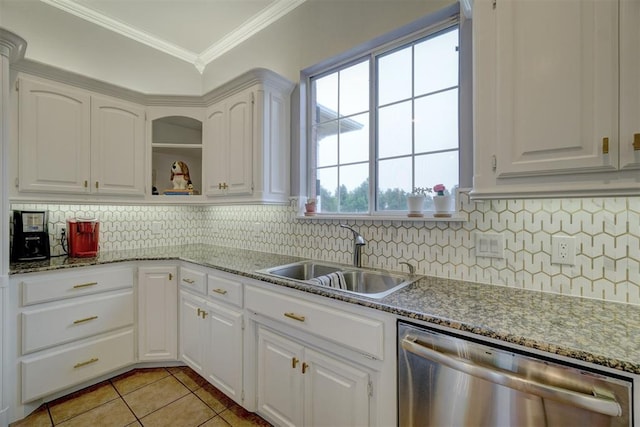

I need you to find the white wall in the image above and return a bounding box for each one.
[202,0,456,91]
[0,0,203,95]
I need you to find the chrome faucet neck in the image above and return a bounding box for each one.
[340,224,366,267]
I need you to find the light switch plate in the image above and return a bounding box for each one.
[475,232,504,259]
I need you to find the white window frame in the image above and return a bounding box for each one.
[298,3,472,220]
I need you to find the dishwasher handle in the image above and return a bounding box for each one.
[401,336,622,418]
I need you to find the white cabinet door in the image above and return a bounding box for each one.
[303,347,369,427]
[179,290,207,374]
[492,0,618,178]
[18,77,91,193]
[91,95,145,195]
[205,300,243,403]
[619,0,640,170]
[138,267,177,361]
[257,327,304,427]
[204,89,253,197]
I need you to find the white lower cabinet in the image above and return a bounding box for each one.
[179,266,244,406]
[137,266,177,361]
[257,326,369,427]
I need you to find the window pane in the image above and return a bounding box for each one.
[377,157,411,211]
[339,163,369,213]
[340,61,369,116]
[378,46,412,106]
[415,28,459,96]
[415,89,458,153]
[340,113,369,164]
[378,101,412,159]
[414,151,458,199]
[314,73,338,123]
[316,121,338,167]
[317,167,338,212]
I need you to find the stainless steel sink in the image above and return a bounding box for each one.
[257,261,419,299]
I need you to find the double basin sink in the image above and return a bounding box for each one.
[257,260,420,299]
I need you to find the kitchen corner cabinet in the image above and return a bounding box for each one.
[18,75,146,197]
[472,0,640,198]
[137,266,177,361]
[257,326,369,427]
[204,69,294,204]
[178,266,244,405]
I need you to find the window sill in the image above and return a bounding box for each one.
[295,212,467,222]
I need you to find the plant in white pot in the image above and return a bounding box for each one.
[432,183,452,217]
[406,187,431,217]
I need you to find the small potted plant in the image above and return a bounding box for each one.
[304,197,317,216]
[432,184,451,217]
[406,187,431,217]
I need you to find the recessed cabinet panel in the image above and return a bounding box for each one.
[227,94,253,195]
[494,0,618,177]
[19,77,91,193]
[91,96,145,195]
[619,0,640,170]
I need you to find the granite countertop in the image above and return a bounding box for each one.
[10,244,640,376]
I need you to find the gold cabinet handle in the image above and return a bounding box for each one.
[73,282,98,289]
[169,273,173,280]
[84,180,88,188]
[633,133,640,151]
[212,288,227,295]
[284,312,305,322]
[73,315,98,324]
[602,137,609,154]
[292,357,299,369]
[197,308,203,317]
[302,362,309,374]
[182,278,195,284]
[95,181,99,189]
[74,357,99,369]
[201,311,208,319]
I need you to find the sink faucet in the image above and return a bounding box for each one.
[340,224,366,268]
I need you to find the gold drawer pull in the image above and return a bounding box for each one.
[633,133,640,151]
[284,312,305,322]
[73,282,98,289]
[74,357,99,369]
[212,288,228,295]
[292,357,299,368]
[182,278,195,284]
[73,316,98,324]
[602,137,609,154]
[302,362,309,374]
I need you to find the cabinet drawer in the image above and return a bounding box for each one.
[21,329,134,402]
[246,286,384,360]
[22,290,134,354]
[21,266,134,306]
[180,267,206,294]
[207,273,243,307]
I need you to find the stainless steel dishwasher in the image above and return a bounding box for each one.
[398,322,633,426]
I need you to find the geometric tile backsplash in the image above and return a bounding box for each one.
[12,192,640,305]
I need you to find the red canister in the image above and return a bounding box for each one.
[66,218,100,257]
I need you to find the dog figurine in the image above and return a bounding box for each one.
[170,161,191,189]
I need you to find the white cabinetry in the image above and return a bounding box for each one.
[178,265,244,405]
[204,69,294,204]
[245,283,395,427]
[138,266,177,361]
[12,265,135,404]
[473,0,640,198]
[18,75,145,196]
[257,326,369,427]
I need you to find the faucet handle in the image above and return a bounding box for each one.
[399,261,416,276]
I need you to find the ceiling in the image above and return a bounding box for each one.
[40,0,306,73]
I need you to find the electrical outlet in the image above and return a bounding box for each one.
[152,221,162,235]
[552,236,576,265]
[252,222,264,238]
[475,232,504,259]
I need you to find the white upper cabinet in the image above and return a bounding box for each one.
[473,0,640,198]
[18,75,146,197]
[18,77,91,194]
[204,69,294,204]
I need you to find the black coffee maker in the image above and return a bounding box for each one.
[11,210,51,262]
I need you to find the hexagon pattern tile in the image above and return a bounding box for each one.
[12,193,640,305]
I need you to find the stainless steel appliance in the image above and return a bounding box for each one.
[11,210,50,262]
[398,321,632,427]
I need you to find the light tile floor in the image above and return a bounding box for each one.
[10,367,271,427]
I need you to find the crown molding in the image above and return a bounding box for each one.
[39,0,306,74]
[0,28,27,63]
